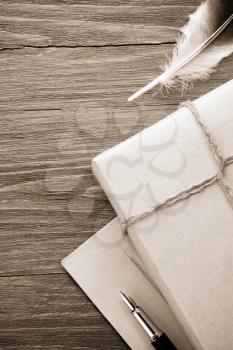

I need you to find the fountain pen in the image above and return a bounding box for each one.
[121,292,178,350]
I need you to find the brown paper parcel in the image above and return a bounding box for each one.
[92,80,233,350]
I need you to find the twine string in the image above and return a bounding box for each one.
[122,100,233,233]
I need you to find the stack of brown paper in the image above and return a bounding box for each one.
[91,80,233,350]
[62,218,193,350]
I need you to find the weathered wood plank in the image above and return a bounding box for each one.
[0,1,200,48]
[0,274,129,349]
[0,104,178,276]
[1,45,232,112]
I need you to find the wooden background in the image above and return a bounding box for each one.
[0,1,232,349]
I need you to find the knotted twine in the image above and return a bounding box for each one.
[122,101,233,233]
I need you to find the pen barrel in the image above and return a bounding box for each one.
[152,333,178,350]
[133,307,162,340]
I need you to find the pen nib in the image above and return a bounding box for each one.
[120,292,138,312]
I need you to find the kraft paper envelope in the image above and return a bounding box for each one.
[92,80,233,350]
[62,218,193,350]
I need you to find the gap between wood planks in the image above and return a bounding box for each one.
[0,41,175,52]
[0,272,66,278]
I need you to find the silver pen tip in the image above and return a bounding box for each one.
[120,292,138,312]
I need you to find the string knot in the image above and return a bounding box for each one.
[122,100,233,233]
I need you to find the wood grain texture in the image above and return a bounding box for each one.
[0,274,128,349]
[0,0,232,348]
[1,45,231,112]
[0,1,199,48]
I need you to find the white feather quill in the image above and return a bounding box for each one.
[128,0,233,102]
